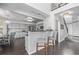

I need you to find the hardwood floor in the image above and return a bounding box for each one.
[0,38,28,55]
[32,39,79,55]
[1,37,79,55]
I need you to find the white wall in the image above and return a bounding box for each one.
[0,17,7,36]
[66,18,79,36]
[8,23,28,38]
[72,21,79,36]
[67,21,79,42]
[44,14,56,30]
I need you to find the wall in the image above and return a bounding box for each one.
[72,21,79,36]
[44,14,56,30]
[8,23,28,38]
[0,17,7,36]
[66,18,79,36]
[67,21,79,42]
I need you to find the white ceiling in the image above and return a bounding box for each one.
[26,3,51,15]
[0,3,50,24]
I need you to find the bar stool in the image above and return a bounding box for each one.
[48,31,57,46]
[36,32,48,55]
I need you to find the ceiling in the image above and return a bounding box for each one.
[27,3,51,15]
[0,3,69,24]
[51,3,68,11]
[0,3,49,24]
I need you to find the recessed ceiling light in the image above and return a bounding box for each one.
[78,16,79,19]
[60,11,73,16]
[64,15,72,18]
[25,17,33,22]
[67,11,73,14]
[63,11,73,18]
[27,19,33,21]
[64,11,73,15]
[5,20,11,24]
[26,17,33,20]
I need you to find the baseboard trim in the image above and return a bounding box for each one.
[59,34,68,43]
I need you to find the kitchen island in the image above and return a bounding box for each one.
[25,31,46,55]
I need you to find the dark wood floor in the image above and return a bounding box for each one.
[0,38,28,55]
[1,37,79,55]
[33,39,79,55]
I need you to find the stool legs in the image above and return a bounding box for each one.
[36,43,48,55]
[36,43,38,54]
[44,43,48,55]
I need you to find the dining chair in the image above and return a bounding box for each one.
[2,35,10,46]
